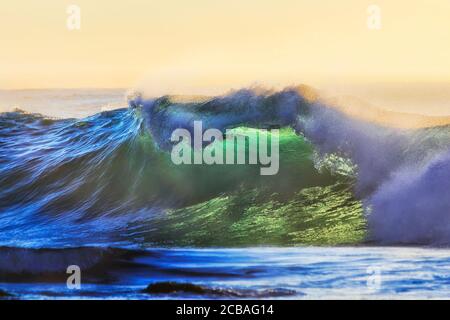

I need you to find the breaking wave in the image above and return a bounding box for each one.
[1,86,450,247]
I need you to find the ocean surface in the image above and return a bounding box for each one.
[1,247,449,300]
[0,88,449,299]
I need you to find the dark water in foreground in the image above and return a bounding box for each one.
[1,247,449,299]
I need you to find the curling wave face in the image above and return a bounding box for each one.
[1,86,450,247]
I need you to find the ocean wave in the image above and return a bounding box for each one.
[1,86,450,246]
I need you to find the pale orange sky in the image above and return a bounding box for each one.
[1,0,450,94]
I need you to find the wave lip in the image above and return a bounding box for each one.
[135,87,310,150]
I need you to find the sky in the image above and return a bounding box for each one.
[1,0,450,95]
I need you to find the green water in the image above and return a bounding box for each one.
[136,127,366,246]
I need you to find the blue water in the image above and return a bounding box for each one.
[1,247,449,299]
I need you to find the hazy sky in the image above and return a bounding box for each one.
[2,0,450,94]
